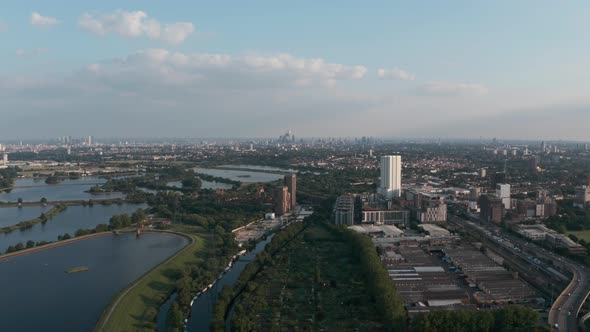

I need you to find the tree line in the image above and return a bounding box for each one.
[412,306,540,332]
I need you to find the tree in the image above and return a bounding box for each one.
[26,240,35,248]
[132,209,146,224]
[17,197,23,206]
[95,223,108,232]
[40,197,48,204]
[169,303,184,329]
[15,242,25,251]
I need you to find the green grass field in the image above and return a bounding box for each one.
[568,230,590,242]
[96,226,207,332]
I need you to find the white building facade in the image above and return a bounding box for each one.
[380,155,402,199]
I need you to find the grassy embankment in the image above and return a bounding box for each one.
[0,204,66,234]
[95,226,207,332]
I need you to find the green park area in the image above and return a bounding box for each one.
[230,223,389,331]
[568,230,590,242]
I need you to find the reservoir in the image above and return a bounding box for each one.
[0,177,124,203]
[193,167,284,183]
[167,180,233,190]
[220,164,296,172]
[0,203,147,252]
[0,232,189,332]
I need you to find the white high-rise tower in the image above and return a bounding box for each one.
[380,155,401,199]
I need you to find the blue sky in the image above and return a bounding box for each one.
[1,1,590,140]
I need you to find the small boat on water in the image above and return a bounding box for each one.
[65,266,89,274]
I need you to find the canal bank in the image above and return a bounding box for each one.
[183,235,275,331]
[95,227,201,332]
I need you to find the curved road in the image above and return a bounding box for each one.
[548,261,589,331]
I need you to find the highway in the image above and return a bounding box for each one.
[448,213,590,331]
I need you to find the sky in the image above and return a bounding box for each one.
[1,1,590,141]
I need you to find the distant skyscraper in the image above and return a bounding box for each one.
[380,155,401,199]
[87,136,93,146]
[274,186,290,216]
[284,173,296,210]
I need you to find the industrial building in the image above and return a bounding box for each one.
[443,246,536,304]
[516,225,587,255]
[333,194,355,225]
[361,208,409,227]
[383,246,468,307]
[348,224,404,237]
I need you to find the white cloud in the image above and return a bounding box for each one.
[377,67,415,81]
[15,48,48,57]
[79,10,194,44]
[85,49,368,89]
[418,81,488,97]
[31,12,60,26]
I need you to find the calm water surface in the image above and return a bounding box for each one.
[220,164,296,172]
[193,168,284,183]
[0,203,147,251]
[0,177,124,203]
[0,205,52,227]
[0,232,189,332]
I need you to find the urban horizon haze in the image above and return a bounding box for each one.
[1,1,590,140]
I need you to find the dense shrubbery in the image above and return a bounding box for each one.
[0,167,19,190]
[412,306,540,332]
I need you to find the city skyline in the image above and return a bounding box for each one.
[2,1,590,140]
